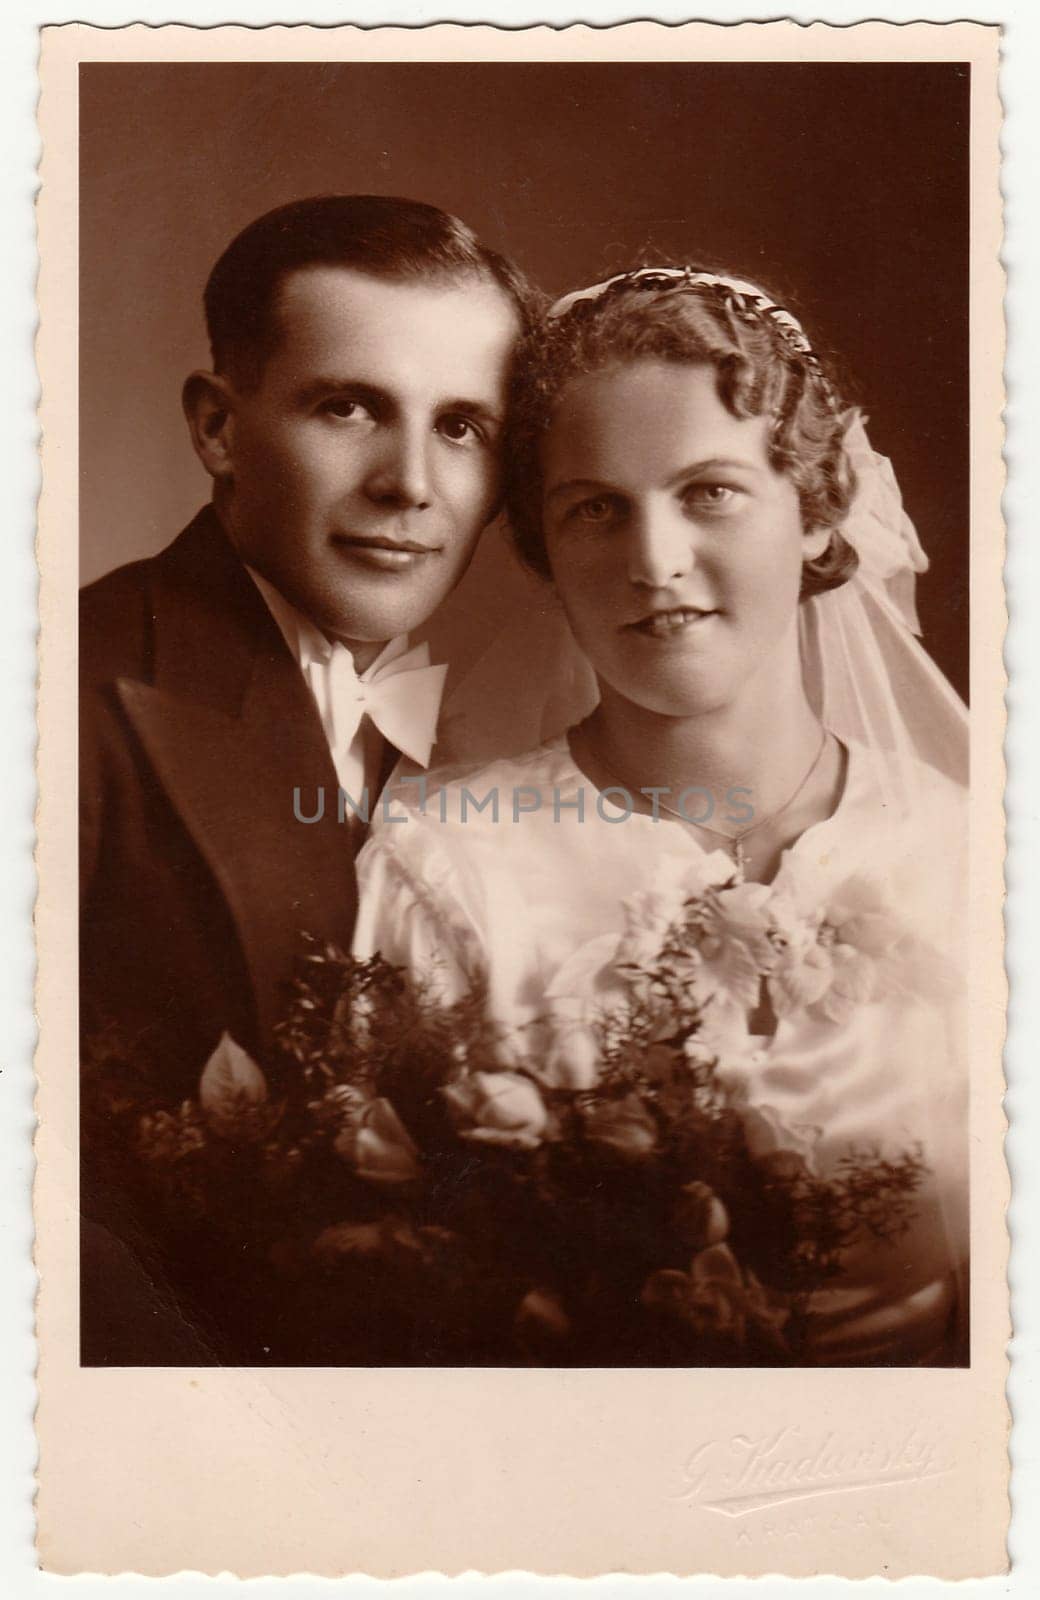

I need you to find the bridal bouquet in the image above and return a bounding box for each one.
[84,863,943,1365]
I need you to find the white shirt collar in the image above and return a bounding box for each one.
[246,564,411,680]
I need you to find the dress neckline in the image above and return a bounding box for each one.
[555,726,862,883]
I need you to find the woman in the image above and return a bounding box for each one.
[354,266,969,1364]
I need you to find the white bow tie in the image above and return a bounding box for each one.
[310,641,448,769]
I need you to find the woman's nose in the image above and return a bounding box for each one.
[362,424,433,510]
[626,499,695,588]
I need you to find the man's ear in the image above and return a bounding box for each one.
[182,371,237,482]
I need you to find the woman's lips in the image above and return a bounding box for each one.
[626,606,719,639]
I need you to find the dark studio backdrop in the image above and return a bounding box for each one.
[80,61,970,699]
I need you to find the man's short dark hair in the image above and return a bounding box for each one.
[204,194,539,386]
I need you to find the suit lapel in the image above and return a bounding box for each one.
[117,512,358,1043]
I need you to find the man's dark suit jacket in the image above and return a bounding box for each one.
[80,507,366,1362]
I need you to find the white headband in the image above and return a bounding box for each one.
[548,266,818,364]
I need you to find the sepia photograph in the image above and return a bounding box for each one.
[33,18,1008,1580]
[77,51,972,1371]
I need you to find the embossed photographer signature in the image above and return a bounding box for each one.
[674,1425,951,1516]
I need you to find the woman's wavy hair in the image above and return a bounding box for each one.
[505,267,860,600]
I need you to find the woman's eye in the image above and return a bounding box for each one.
[438,414,482,444]
[571,496,615,524]
[683,483,736,511]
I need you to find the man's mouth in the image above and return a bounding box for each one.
[332,533,441,570]
[626,606,719,638]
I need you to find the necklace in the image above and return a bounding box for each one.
[590,726,830,880]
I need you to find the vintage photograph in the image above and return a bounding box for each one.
[77,55,972,1368]
[34,19,1008,1580]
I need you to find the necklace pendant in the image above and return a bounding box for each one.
[733,837,746,879]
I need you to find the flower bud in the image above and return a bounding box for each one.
[514,1288,572,1355]
[334,1097,420,1186]
[311,1221,388,1262]
[582,1096,657,1159]
[198,1032,267,1134]
[673,1181,730,1250]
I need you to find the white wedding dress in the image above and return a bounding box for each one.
[354,733,969,1365]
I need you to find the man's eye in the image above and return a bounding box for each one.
[438,414,483,444]
[321,398,373,421]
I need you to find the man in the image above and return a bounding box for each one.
[80,195,533,1360]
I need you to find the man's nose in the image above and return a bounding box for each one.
[626,499,695,588]
[362,423,433,510]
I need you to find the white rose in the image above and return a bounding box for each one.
[442,1072,548,1150]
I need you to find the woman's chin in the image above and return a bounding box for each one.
[596,666,732,721]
